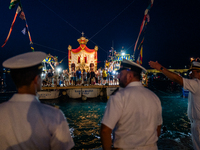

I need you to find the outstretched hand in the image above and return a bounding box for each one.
[148,61,162,71]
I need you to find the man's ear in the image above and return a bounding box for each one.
[33,75,39,84]
[126,72,132,80]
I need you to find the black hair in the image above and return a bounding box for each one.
[10,64,42,88]
[130,70,141,79]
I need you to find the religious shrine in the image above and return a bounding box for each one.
[68,33,98,72]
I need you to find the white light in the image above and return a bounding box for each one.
[122,52,125,56]
[113,71,116,74]
[57,68,61,73]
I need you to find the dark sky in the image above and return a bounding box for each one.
[1,0,200,70]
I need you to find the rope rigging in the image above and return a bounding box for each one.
[37,0,137,55]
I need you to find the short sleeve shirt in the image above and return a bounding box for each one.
[0,94,74,150]
[101,82,162,149]
[183,78,200,120]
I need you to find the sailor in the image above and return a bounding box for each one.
[149,59,200,150]
[0,51,74,150]
[100,59,162,150]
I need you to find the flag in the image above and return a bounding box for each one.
[136,46,143,65]
[9,0,19,9]
[139,45,143,65]
[16,5,21,13]
[136,56,140,65]
[146,14,150,22]
[2,6,21,47]
[21,27,27,35]
[133,0,154,54]
[138,38,144,50]
[133,14,147,52]
[19,11,25,20]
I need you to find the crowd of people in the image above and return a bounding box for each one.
[42,67,119,87]
[1,51,200,150]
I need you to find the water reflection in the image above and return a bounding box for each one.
[58,100,106,149]
[0,82,193,149]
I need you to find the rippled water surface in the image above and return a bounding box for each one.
[0,73,194,149]
[59,99,106,149]
[52,94,192,150]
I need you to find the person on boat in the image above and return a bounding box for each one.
[76,68,82,85]
[95,70,99,85]
[0,51,74,150]
[149,59,200,150]
[47,69,53,86]
[102,68,108,85]
[59,70,65,86]
[87,70,90,85]
[100,59,162,150]
[64,69,70,86]
[105,60,109,69]
[90,69,95,85]
[98,68,102,85]
[82,69,87,85]
[70,68,75,86]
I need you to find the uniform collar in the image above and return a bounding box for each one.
[126,81,143,87]
[10,93,40,102]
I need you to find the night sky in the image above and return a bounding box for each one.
[1,0,200,70]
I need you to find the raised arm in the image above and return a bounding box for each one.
[149,61,183,86]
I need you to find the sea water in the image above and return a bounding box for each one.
[0,73,194,149]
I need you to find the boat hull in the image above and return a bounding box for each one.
[67,88,101,99]
[37,90,60,99]
[106,87,118,99]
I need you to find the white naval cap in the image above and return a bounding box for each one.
[3,51,47,69]
[188,61,200,72]
[119,59,147,73]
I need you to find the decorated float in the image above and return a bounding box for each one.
[68,33,98,72]
[67,33,101,99]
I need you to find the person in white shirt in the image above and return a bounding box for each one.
[64,69,70,86]
[0,51,74,150]
[98,68,102,85]
[101,59,162,150]
[149,59,200,150]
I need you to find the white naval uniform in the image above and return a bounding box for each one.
[0,94,74,150]
[101,81,162,150]
[183,78,200,150]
